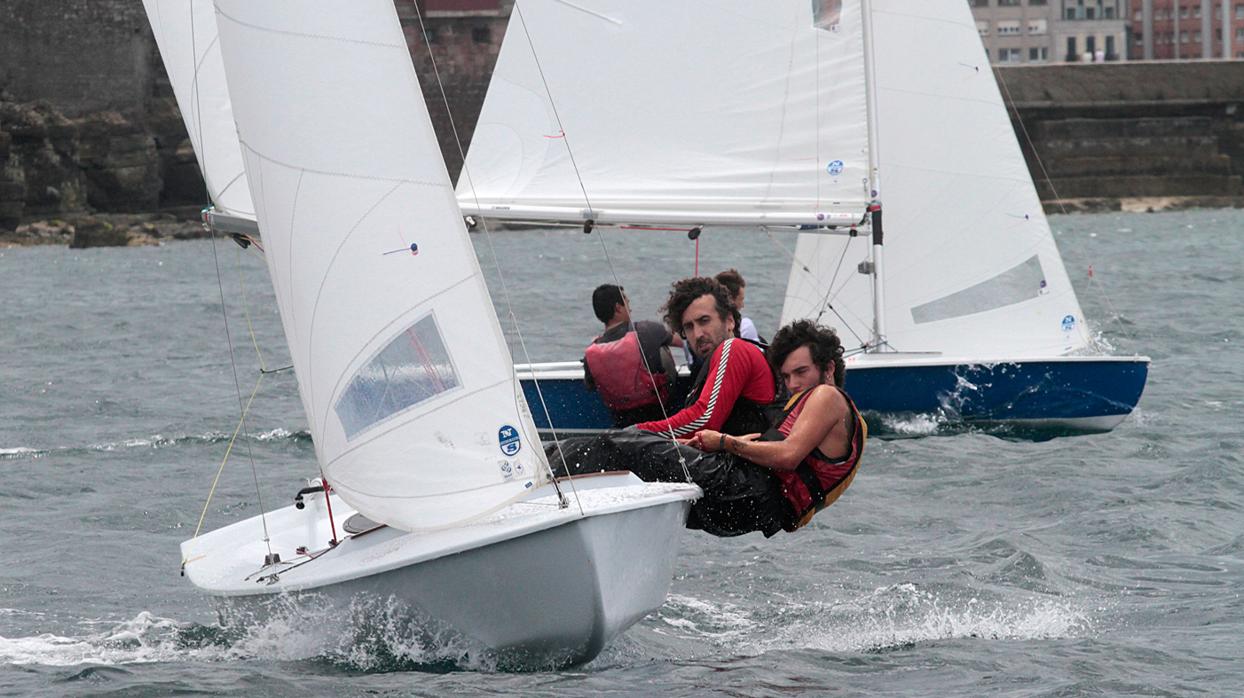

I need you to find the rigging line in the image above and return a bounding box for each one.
[209,230,273,555]
[513,2,596,226]
[188,371,265,544]
[412,1,582,512]
[235,244,267,371]
[513,2,692,482]
[995,69,1129,340]
[814,235,856,323]
[194,6,272,557]
[758,226,873,352]
[232,244,274,531]
[592,224,694,484]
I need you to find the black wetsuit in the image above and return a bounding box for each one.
[546,430,792,538]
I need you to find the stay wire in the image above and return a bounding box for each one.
[995,68,1129,342]
[512,2,693,484]
[760,227,870,349]
[192,5,271,556]
[207,224,273,556]
[412,1,583,512]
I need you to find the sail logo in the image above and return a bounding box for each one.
[1061,314,1077,332]
[498,425,522,456]
[826,159,845,176]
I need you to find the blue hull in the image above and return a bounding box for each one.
[521,358,1149,437]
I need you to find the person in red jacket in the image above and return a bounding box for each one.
[547,320,864,537]
[636,277,775,438]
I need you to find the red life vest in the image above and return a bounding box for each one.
[584,331,670,411]
[766,386,866,531]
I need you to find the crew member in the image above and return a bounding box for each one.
[636,277,775,438]
[548,320,865,537]
[715,268,762,343]
[583,284,680,427]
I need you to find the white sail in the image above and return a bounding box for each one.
[458,0,872,227]
[212,0,548,531]
[142,0,253,219]
[781,0,1091,358]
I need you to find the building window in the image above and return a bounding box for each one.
[1105,35,1116,59]
[1104,5,1115,18]
[1029,46,1049,61]
[970,0,988,6]
[1066,36,1077,60]
[1066,7,1077,20]
[1030,0,1047,5]
[997,20,1021,35]
[1028,19,1048,35]
[1236,27,1244,41]
[1237,4,1244,20]
[471,25,491,43]
[998,47,1022,62]
[1181,31,1189,43]
[977,20,990,35]
[998,0,1020,5]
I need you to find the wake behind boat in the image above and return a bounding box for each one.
[146,0,698,667]
[459,0,1149,436]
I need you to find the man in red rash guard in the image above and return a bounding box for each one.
[635,277,776,438]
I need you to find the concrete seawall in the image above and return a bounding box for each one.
[3,1,1244,235]
[997,62,1244,211]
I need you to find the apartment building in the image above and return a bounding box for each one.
[1132,0,1244,59]
[971,0,1129,63]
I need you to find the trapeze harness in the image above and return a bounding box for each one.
[761,386,866,531]
[584,330,670,411]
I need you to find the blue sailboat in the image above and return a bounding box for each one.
[458,0,1148,436]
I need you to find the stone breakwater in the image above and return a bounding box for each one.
[4,0,1244,245]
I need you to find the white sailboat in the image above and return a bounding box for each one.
[459,0,1149,435]
[146,0,699,667]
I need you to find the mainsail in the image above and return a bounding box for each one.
[462,0,1090,359]
[213,0,548,531]
[458,1,871,227]
[142,0,253,220]
[781,1,1090,358]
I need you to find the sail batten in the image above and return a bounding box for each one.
[214,0,548,532]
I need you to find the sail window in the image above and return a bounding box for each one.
[335,314,461,440]
[910,255,1046,324]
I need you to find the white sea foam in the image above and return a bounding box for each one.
[0,600,496,671]
[0,612,205,667]
[0,446,44,459]
[658,594,758,641]
[881,413,943,437]
[655,585,1093,657]
[772,583,1093,653]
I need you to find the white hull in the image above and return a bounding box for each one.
[182,473,699,668]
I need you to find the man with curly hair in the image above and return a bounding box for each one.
[548,320,865,537]
[634,276,775,438]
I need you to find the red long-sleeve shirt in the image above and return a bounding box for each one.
[636,338,775,437]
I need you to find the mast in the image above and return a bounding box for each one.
[860,0,888,352]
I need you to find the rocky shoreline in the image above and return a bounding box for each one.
[0,211,208,249]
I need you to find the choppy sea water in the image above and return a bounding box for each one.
[0,209,1240,695]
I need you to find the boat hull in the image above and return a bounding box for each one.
[182,475,699,669]
[518,356,1149,436]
